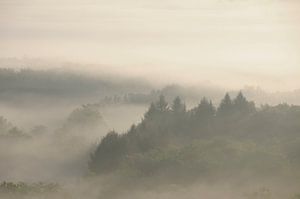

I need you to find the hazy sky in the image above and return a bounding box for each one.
[1,0,300,90]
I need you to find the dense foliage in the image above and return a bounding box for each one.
[0,68,151,104]
[63,105,105,130]
[0,116,27,138]
[89,93,300,182]
[0,182,59,194]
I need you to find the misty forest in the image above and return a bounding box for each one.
[1,0,300,199]
[0,67,299,199]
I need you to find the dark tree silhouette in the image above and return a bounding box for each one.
[171,96,186,114]
[144,103,158,120]
[156,95,169,112]
[89,93,300,181]
[89,131,125,173]
[193,97,216,120]
[233,91,256,115]
[217,93,233,117]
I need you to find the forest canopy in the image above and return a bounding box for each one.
[89,92,300,184]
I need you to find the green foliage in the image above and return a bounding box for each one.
[156,95,169,112]
[66,105,104,127]
[233,91,256,115]
[0,68,151,103]
[0,182,60,194]
[217,93,233,117]
[171,96,186,114]
[89,131,127,173]
[0,116,11,133]
[89,93,300,183]
[58,105,106,136]
[0,116,28,138]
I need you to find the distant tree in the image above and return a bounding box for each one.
[189,98,216,136]
[156,95,169,112]
[144,102,158,120]
[233,91,256,115]
[193,98,216,120]
[0,116,27,138]
[8,127,26,137]
[171,96,186,114]
[0,116,12,135]
[89,130,125,173]
[128,124,137,134]
[66,105,104,128]
[217,93,233,117]
[89,92,300,178]
[144,95,170,122]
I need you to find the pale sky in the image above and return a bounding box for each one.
[1,0,300,91]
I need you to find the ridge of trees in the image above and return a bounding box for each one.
[0,116,27,138]
[89,92,300,180]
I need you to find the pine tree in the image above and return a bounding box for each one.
[217,93,233,117]
[233,91,256,115]
[144,102,157,120]
[156,95,169,112]
[194,97,216,119]
[171,96,186,114]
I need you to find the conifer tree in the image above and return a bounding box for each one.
[172,96,186,114]
[217,93,233,117]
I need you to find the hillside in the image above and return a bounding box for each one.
[89,93,300,185]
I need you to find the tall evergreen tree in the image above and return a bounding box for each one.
[233,91,256,115]
[156,95,169,112]
[217,93,233,117]
[171,96,186,114]
[194,97,216,119]
[89,130,125,173]
[144,102,157,120]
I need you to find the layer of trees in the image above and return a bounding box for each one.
[0,182,59,194]
[62,105,105,131]
[0,68,151,104]
[89,92,300,182]
[0,116,27,138]
[0,105,106,138]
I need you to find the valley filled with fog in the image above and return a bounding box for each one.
[1,0,300,198]
[0,66,299,199]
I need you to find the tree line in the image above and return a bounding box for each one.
[89,92,300,182]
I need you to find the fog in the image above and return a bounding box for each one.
[1,0,300,199]
[0,68,299,198]
[1,0,300,90]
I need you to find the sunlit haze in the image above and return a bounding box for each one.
[1,0,300,90]
[1,1,300,199]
